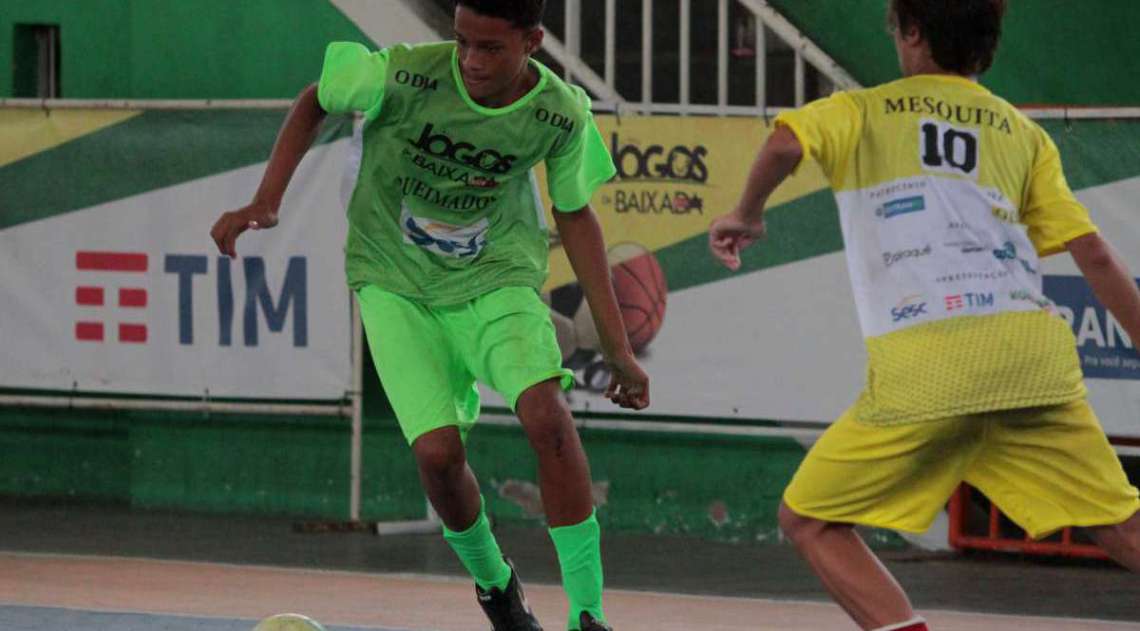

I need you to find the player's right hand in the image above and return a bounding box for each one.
[605,352,650,410]
[709,209,766,271]
[210,201,279,258]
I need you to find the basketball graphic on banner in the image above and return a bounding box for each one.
[608,242,668,353]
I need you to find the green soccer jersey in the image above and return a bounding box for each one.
[317,41,616,305]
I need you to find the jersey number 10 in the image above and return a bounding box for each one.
[920,120,979,177]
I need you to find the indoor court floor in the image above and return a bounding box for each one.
[2,501,1137,630]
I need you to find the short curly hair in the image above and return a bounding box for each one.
[455,0,546,30]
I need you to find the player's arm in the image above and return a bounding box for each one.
[1024,126,1140,349]
[711,92,859,270]
[1067,233,1140,351]
[211,83,328,258]
[708,127,802,270]
[554,206,649,410]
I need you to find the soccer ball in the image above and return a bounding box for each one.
[253,613,327,631]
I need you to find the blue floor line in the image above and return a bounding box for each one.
[0,605,413,631]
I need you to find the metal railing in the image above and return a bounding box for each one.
[540,0,862,116]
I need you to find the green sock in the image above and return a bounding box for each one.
[442,497,512,591]
[548,510,605,630]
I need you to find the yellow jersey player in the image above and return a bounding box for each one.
[710,1,1140,630]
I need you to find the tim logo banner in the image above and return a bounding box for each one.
[1,236,346,400]
[74,251,307,348]
[74,251,151,343]
[1044,275,1140,380]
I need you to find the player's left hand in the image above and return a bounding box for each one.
[709,209,766,271]
[604,352,650,410]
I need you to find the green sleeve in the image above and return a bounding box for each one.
[545,90,617,211]
[317,42,389,121]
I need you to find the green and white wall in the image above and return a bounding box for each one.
[2,1,1138,548]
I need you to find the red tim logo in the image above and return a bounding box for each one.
[75,251,148,344]
[944,294,964,311]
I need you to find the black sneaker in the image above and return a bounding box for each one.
[579,612,612,631]
[475,558,543,631]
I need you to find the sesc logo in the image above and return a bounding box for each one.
[610,133,709,183]
[408,123,517,174]
[890,295,928,323]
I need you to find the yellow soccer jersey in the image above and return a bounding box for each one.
[776,74,1096,424]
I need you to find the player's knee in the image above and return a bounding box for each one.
[523,414,574,458]
[778,501,825,545]
[517,379,568,416]
[412,432,466,480]
[517,384,574,454]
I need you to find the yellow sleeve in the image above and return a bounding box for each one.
[773,91,862,184]
[1022,129,1097,257]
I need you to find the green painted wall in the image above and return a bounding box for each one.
[768,0,1140,106]
[0,331,816,541]
[1,0,373,99]
[0,409,813,544]
[2,0,131,98]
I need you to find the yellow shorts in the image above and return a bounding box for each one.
[783,399,1139,539]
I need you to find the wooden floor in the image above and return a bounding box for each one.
[2,552,1137,631]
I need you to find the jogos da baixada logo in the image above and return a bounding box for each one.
[407,123,518,175]
[605,132,708,215]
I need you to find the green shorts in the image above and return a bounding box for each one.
[357,284,574,445]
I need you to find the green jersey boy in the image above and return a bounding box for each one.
[210,2,648,630]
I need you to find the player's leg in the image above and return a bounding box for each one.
[410,425,515,586]
[781,408,983,630]
[465,287,605,630]
[413,425,539,631]
[411,426,481,528]
[517,381,606,631]
[357,286,531,629]
[777,505,917,629]
[1088,510,1140,571]
[966,399,1140,571]
[516,379,594,525]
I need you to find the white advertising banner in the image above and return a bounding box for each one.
[479,116,1140,441]
[0,140,353,400]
